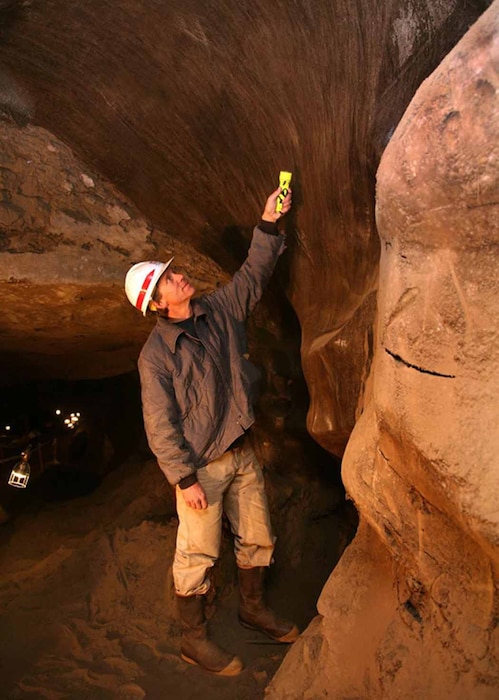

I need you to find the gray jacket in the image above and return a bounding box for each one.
[138,226,286,486]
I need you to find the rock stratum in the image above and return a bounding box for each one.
[267,3,499,698]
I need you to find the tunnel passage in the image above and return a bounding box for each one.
[0,0,496,698]
[0,374,145,511]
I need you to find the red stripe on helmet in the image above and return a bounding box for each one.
[135,269,156,310]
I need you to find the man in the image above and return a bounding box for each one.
[125,185,298,676]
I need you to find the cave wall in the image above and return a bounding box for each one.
[0,121,228,382]
[0,3,496,695]
[0,0,488,450]
[267,4,499,697]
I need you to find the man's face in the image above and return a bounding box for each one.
[154,266,195,313]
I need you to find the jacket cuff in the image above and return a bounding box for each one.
[178,472,198,489]
[258,219,279,236]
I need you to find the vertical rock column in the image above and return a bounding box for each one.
[266,3,499,698]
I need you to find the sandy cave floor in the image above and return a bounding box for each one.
[0,451,356,700]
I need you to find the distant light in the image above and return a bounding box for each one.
[64,419,70,424]
[5,425,11,431]
[76,412,81,417]
[55,409,62,416]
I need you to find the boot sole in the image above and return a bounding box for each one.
[239,618,300,643]
[180,652,244,676]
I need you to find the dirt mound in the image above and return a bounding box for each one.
[0,446,355,699]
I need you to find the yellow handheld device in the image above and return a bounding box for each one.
[276,170,292,212]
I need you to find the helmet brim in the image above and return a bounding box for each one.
[141,256,174,316]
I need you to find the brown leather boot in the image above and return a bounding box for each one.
[177,594,243,676]
[238,567,299,643]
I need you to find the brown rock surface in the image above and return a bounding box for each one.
[0,1,496,698]
[0,0,486,448]
[0,122,226,382]
[267,4,498,698]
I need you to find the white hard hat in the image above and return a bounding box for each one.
[125,257,174,316]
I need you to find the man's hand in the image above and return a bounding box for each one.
[181,481,208,510]
[261,186,293,223]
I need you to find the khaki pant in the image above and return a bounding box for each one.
[173,441,275,596]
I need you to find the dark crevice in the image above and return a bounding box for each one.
[384,348,456,378]
[404,599,423,623]
[466,200,499,209]
[378,447,390,464]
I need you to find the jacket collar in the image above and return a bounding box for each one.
[155,298,207,354]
